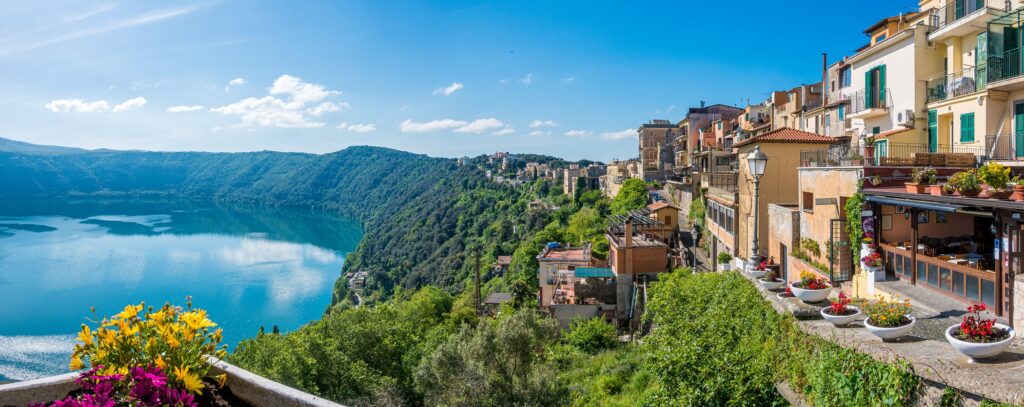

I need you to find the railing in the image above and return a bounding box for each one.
[984,134,1024,160]
[701,171,738,193]
[928,0,1008,31]
[880,243,997,309]
[801,98,823,112]
[799,144,861,167]
[848,88,892,114]
[987,48,1022,84]
[876,143,983,167]
[926,65,985,103]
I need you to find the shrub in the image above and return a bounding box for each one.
[565,317,619,354]
[979,162,1010,190]
[911,167,937,185]
[949,170,981,194]
[717,252,733,264]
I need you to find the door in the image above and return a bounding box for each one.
[830,219,854,283]
[928,110,938,153]
[780,244,789,282]
[1015,102,1024,157]
[1006,224,1020,320]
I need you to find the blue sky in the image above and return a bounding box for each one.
[0,0,918,161]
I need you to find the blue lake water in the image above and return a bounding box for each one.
[0,200,362,381]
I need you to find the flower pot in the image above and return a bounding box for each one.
[988,189,1012,200]
[790,282,832,303]
[929,185,948,196]
[865,266,885,281]
[747,268,767,279]
[958,189,981,197]
[1012,185,1024,202]
[864,315,916,340]
[759,278,785,290]
[718,262,730,272]
[820,305,861,327]
[905,183,926,194]
[945,323,1016,360]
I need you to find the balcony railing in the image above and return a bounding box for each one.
[801,142,984,167]
[983,134,1024,160]
[987,48,1022,84]
[800,144,861,167]
[926,65,986,103]
[701,171,738,193]
[928,0,1009,31]
[848,88,892,114]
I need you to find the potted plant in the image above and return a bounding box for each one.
[863,295,916,340]
[777,286,795,300]
[948,169,981,197]
[978,162,1011,199]
[717,252,733,272]
[1010,176,1024,202]
[790,271,832,303]
[870,174,883,187]
[758,268,785,290]
[861,251,885,282]
[820,292,861,326]
[945,303,1016,361]
[848,152,864,166]
[864,136,876,165]
[905,167,935,194]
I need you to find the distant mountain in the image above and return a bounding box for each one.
[0,136,90,155]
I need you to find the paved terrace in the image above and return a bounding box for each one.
[740,272,1024,404]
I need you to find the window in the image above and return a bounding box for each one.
[960,113,975,142]
[838,105,845,121]
[803,192,814,212]
[840,67,851,88]
[875,33,888,43]
[872,126,881,135]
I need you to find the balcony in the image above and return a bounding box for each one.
[846,88,891,119]
[927,0,1009,42]
[926,65,985,104]
[983,134,1024,160]
[702,171,738,201]
[799,144,863,167]
[801,142,983,168]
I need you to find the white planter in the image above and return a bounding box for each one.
[867,266,886,282]
[747,268,767,279]
[718,262,730,271]
[864,315,916,340]
[820,305,861,326]
[945,323,1016,360]
[759,278,785,290]
[790,282,831,303]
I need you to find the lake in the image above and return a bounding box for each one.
[0,200,362,382]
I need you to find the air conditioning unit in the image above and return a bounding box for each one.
[898,109,915,127]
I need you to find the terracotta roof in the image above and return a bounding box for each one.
[647,202,679,211]
[495,255,512,266]
[872,127,914,140]
[732,127,837,148]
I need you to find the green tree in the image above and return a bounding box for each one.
[610,178,648,215]
[565,317,619,354]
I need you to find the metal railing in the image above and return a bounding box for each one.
[984,134,1024,160]
[987,48,1022,84]
[701,171,738,192]
[800,144,861,167]
[875,143,984,167]
[848,88,892,114]
[928,0,1008,31]
[926,65,985,103]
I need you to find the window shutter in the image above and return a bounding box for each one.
[865,71,874,108]
[878,65,887,106]
[960,113,975,142]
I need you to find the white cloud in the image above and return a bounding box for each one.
[492,126,516,136]
[563,76,576,83]
[338,122,377,133]
[269,74,339,104]
[565,129,592,137]
[400,117,504,134]
[166,105,204,113]
[529,120,557,128]
[601,128,637,140]
[307,101,348,116]
[519,73,534,85]
[45,99,110,113]
[112,97,147,113]
[225,77,246,91]
[499,78,509,84]
[528,130,550,137]
[432,82,464,96]
[212,74,344,128]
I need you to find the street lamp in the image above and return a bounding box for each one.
[747,145,768,262]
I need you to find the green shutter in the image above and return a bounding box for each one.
[960,113,975,142]
[928,110,938,152]
[865,70,874,108]
[878,65,887,106]
[955,0,964,19]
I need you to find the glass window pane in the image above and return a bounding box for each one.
[940,268,951,290]
[894,254,902,274]
[928,264,939,287]
[904,257,912,279]
[966,276,980,301]
[953,271,964,296]
[918,262,927,282]
[982,279,995,308]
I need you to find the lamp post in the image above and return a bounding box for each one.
[747,145,768,262]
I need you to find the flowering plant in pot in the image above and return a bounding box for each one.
[717,252,733,272]
[820,292,861,326]
[863,295,915,340]
[28,299,237,407]
[758,269,785,291]
[790,271,831,303]
[777,286,795,299]
[945,303,1016,361]
[948,169,981,197]
[978,162,1011,199]
[1009,175,1024,202]
[905,167,935,194]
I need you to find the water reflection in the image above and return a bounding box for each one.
[0,199,361,381]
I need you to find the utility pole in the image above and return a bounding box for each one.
[474,244,482,315]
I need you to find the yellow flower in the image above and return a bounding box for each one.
[69,355,84,371]
[116,303,144,320]
[117,319,139,336]
[98,328,117,346]
[166,333,180,349]
[215,374,227,388]
[77,325,93,346]
[181,310,216,331]
[175,366,204,394]
[155,355,168,370]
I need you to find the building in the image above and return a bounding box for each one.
[646,201,680,233]
[639,120,681,181]
[482,293,513,315]
[564,163,606,196]
[602,159,640,198]
[771,84,824,132]
[536,243,595,308]
[606,215,670,322]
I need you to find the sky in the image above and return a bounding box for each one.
[0,0,919,161]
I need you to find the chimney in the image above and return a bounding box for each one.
[700,100,706,109]
[624,219,633,248]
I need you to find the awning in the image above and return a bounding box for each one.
[575,267,615,278]
[865,195,962,213]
